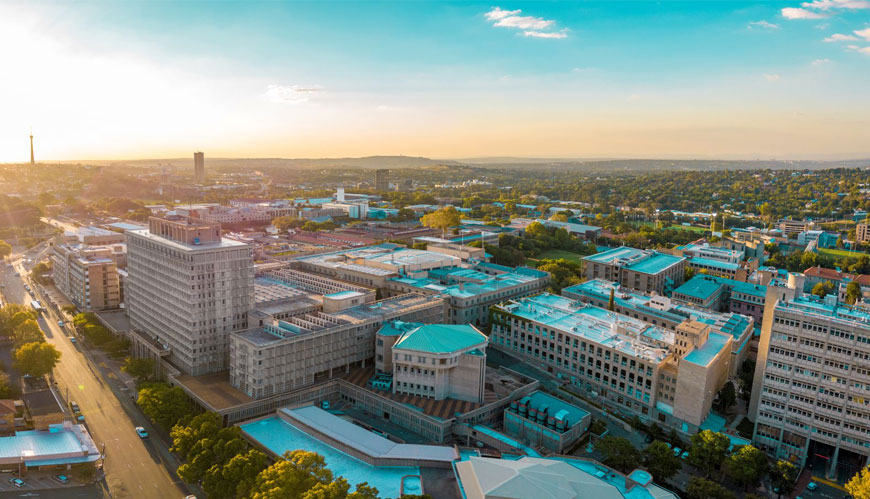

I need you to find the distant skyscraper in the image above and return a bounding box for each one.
[194,151,205,183]
[29,132,34,165]
[375,169,389,192]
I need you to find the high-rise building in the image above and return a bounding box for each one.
[126,216,253,375]
[375,169,389,192]
[194,151,205,183]
[750,284,870,479]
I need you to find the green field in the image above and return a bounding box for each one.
[527,249,587,265]
[819,247,870,259]
[637,221,709,233]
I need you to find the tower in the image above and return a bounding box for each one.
[29,132,34,165]
[194,151,205,183]
[375,169,389,192]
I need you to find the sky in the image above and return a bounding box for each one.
[2,0,870,162]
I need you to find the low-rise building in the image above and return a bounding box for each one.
[675,242,744,264]
[381,322,488,403]
[583,247,686,295]
[0,423,101,473]
[51,243,122,311]
[503,391,591,454]
[490,293,732,433]
[229,293,447,399]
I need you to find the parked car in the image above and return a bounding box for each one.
[57,320,64,327]
[54,474,70,484]
[135,426,149,439]
[673,447,682,456]
[806,482,818,491]
[680,450,689,459]
[8,478,24,488]
[70,337,77,344]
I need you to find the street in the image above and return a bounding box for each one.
[0,253,189,499]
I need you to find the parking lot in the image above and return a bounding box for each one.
[0,471,89,493]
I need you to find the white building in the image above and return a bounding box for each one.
[126,216,254,375]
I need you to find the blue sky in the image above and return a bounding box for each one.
[2,1,870,161]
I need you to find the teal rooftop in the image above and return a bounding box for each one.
[625,252,684,275]
[687,257,740,272]
[0,424,101,468]
[673,276,726,300]
[683,331,730,367]
[393,324,486,354]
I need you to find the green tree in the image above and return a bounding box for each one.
[686,477,735,499]
[200,445,268,498]
[13,342,61,378]
[715,381,737,413]
[121,357,156,383]
[738,358,755,402]
[420,207,461,238]
[171,411,222,460]
[251,450,335,499]
[12,319,45,348]
[846,281,863,305]
[687,430,730,477]
[0,371,20,399]
[595,436,641,473]
[724,444,768,491]
[0,240,11,259]
[812,280,834,298]
[536,258,583,293]
[846,467,870,499]
[136,382,192,430]
[177,426,248,486]
[770,459,797,498]
[642,441,682,482]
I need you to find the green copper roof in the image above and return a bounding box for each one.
[392,324,486,354]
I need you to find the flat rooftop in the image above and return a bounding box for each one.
[625,252,684,275]
[778,295,870,326]
[673,276,725,300]
[687,257,740,271]
[496,294,673,364]
[583,246,646,265]
[174,372,253,411]
[128,228,249,252]
[0,424,100,467]
[683,331,730,367]
[519,391,590,429]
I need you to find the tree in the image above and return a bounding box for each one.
[724,445,768,491]
[770,459,797,498]
[201,446,268,498]
[136,382,192,430]
[0,240,11,259]
[642,441,682,482]
[812,280,834,298]
[171,412,222,460]
[715,381,737,413]
[420,207,461,238]
[12,319,45,348]
[846,466,870,499]
[687,430,730,477]
[536,259,583,293]
[686,477,735,499]
[121,357,156,383]
[61,305,78,315]
[251,450,334,499]
[13,342,61,378]
[737,358,755,402]
[595,436,641,473]
[0,371,20,399]
[846,281,863,305]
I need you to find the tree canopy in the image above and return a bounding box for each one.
[13,342,61,378]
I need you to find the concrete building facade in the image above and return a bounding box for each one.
[51,243,122,311]
[126,216,254,375]
[582,247,686,295]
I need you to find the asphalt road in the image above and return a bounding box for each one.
[0,255,189,499]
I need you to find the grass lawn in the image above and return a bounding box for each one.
[819,247,870,259]
[526,249,587,265]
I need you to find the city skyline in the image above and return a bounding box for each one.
[3,1,870,162]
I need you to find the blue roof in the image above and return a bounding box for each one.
[674,276,725,300]
[684,331,730,366]
[0,425,100,466]
[625,253,684,275]
[393,324,486,354]
[688,257,740,271]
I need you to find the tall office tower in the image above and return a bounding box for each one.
[29,132,34,165]
[375,169,389,192]
[194,151,205,183]
[750,281,870,480]
[126,216,253,375]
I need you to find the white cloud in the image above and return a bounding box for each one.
[764,73,782,82]
[825,33,859,41]
[855,27,870,40]
[484,7,565,38]
[748,20,779,29]
[811,57,831,65]
[801,0,870,9]
[782,7,830,18]
[262,84,322,104]
[847,44,870,53]
[523,29,568,39]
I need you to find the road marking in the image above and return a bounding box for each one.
[812,476,847,492]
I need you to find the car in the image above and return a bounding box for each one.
[673,447,682,456]
[70,401,80,412]
[185,496,198,499]
[806,482,818,491]
[70,337,77,344]
[135,426,149,439]
[53,474,69,484]
[8,478,24,488]
[680,450,689,459]
[57,320,64,327]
